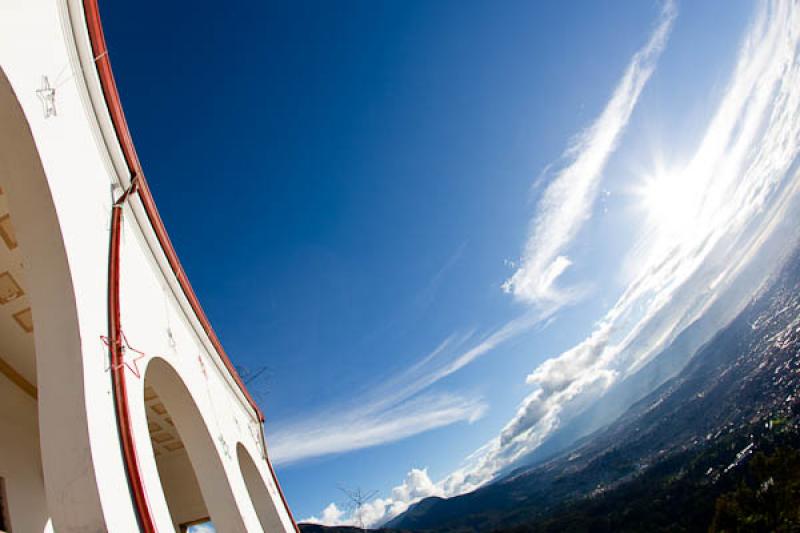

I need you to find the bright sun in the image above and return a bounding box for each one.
[635,168,699,237]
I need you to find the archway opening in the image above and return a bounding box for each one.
[143,381,211,531]
[142,357,245,532]
[0,176,46,533]
[237,442,286,532]
[0,67,65,533]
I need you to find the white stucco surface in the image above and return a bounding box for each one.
[0,1,295,531]
[0,377,49,533]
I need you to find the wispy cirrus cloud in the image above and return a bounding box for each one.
[269,241,551,466]
[310,0,800,526]
[445,0,800,503]
[503,0,676,308]
[267,332,488,465]
[269,312,545,465]
[306,2,680,525]
[268,243,491,466]
[269,389,487,466]
[272,0,678,472]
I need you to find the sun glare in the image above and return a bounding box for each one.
[635,167,699,237]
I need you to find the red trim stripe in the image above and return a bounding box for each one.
[82,1,299,530]
[82,0,265,424]
[108,194,158,533]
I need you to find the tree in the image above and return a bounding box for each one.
[709,448,800,532]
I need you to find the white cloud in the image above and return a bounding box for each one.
[303,503,345,525]
[268,313,544,465]
[308,0,800,525]
[269,392,487,465]
[304,468,443,527]
[451,0,800,498]
[391,467,443,503]
[503,0,676,308]
[409,313,546,396]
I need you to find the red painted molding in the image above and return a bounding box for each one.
[108,181,157,533]
[82,0,265,425]
[82,1,299,530]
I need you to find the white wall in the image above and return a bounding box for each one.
[0,1,296,531]
[0,376,49,533]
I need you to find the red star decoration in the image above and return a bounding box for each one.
[101,330,147,379]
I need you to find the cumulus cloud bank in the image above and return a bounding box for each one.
[502,0,676,308]
[306,2,677,525]
[456,0,800,494]
[303,468,443,526]
[308,0,800,526]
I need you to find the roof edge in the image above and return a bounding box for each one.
[80,0,265,423]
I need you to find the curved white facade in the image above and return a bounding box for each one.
[0,1,296,531]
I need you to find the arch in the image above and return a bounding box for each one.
[237,442,287,532]
[142,357,248,532]
[0,67,107,530]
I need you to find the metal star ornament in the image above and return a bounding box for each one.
[101,330,147,379]
[36,76,57,118]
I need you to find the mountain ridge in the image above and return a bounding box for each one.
[384,242,800,531]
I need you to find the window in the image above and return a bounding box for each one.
[0,477,10,533]
[179,518,214,532]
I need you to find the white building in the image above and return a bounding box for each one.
[0,1,297,531]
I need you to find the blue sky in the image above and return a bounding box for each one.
[102,0,800,525]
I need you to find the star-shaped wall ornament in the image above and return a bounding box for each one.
[101,330,147,379]
[35,76,56,118]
